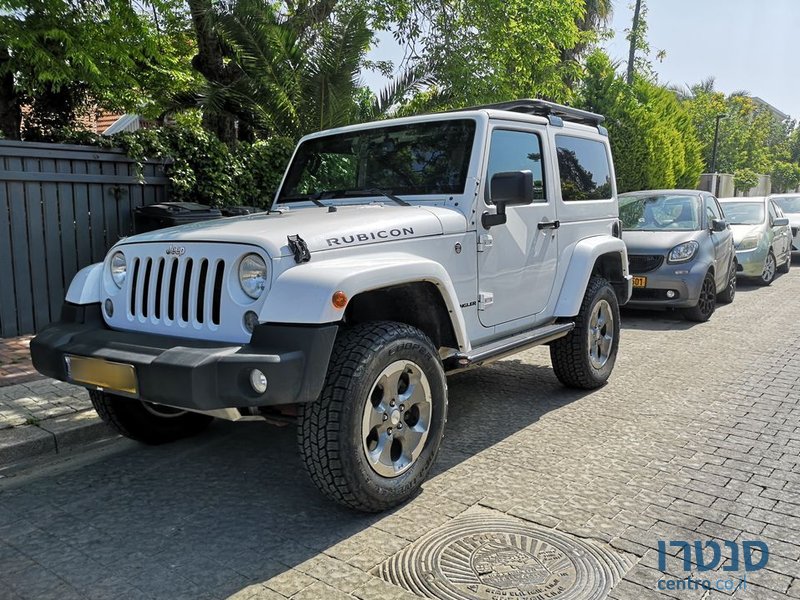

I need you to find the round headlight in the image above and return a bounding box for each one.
[110,252,127,288]
[238,253,267,299]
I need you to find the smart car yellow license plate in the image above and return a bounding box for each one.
[65,355,138,395]
[632,276,647,288]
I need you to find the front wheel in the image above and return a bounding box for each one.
[550,276,620,390]
[298,322,447,512]
[90,391,213,444]
[758,252,777,286]
[684,271,717,322]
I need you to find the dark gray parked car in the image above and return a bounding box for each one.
[619,190,736,322]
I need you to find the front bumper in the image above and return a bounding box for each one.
[30,303,338,410]
[627,259,708,308]
[735,247,767,278]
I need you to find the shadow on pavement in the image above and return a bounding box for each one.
[0,358,589,600]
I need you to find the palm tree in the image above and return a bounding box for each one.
[561,0,614,87]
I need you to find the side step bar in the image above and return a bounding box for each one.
[444,322,574,373]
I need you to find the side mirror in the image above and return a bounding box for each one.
[711,218,727,232]
[482,171,534,228]
[773,217,789,227]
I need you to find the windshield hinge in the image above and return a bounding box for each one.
[477,234,493,252]
[478,292,494,311]
[287,235,311,264]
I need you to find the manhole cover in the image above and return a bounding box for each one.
[376,515,634,600]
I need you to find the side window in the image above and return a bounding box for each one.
[555,136,613,201]
[705,197,722,224]
[486,130,546,202]
[768,201,779,222]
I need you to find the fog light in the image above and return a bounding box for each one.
[104,299,114,317]
[250,369,268,394]
[243,310,259,333]
[666,290,676,299]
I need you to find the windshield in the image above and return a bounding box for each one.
[619,194,701,231]
[278,119,476,202]
[720,202,764,225]
[773,196,800,214]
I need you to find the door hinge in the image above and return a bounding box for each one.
[477,234,493,252]
[478,291,494,311]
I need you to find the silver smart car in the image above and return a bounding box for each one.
[620,190,736,322]
[719,197,791,285]
[768,193,800,255]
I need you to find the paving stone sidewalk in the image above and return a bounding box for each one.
[0,273,799,599]
[0,336,41,388]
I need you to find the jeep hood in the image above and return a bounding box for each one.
[622,229,704,254]
[116,204,466,257]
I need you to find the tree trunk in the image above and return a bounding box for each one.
[187,0,237,145]
[626,0,643,85]
[0,48,21,140]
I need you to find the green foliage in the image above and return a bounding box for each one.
[0,0,197,138]
[733,168,759,195]
[579,51,703,193]
[378,0,587,109]
[771,161,800,193]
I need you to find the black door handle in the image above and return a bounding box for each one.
[538,220,560,230]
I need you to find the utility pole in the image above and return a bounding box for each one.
[626,0,643,85]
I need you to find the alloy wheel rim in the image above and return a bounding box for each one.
[141,402,188,418]
[729,264,736,299]
[361,360,432,478]
[698,277,715,316]
[762,255,775,282]
[587,299,614,370]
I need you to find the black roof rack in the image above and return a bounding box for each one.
[457,98,605,127]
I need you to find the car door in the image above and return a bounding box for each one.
[769,200,790,259]
[477,124,558,327]
[705,195,733,288]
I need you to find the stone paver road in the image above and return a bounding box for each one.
[2,268,800,600]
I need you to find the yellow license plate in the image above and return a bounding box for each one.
[632,276,647,288]
[65,355,138,395]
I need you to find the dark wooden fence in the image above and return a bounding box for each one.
[0,140,170,337]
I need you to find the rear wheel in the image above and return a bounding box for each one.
[298,322,447,512]
[758,252,776,286]
[684,272,716,322]
[717,259,736,304]
[90,391,213,444]
[550,276,620,390]
[778,251,791,274]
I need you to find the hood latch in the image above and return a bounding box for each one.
[287,234,311,263]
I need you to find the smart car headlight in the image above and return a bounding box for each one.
[737,235,760,251]
[110,252,127,288]
[238,253,267,299]
[667,241,699,263]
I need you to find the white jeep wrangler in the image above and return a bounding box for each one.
[32,100,632,512]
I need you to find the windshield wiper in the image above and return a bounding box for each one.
[341,188,410,206]
[279,191,329,208]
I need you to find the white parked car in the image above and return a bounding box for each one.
[768,193,800,255]
[31,100,632,511]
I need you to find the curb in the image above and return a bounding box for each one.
[0,409,117,472]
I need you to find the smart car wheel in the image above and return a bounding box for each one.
[759,252,776,286]
[684,272,717,322]
[717,259,736,304]
[298,321,447,512]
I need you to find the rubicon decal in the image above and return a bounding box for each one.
[326,227,415,247]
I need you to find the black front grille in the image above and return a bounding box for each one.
[631,288,680,300]
[628,254,664,273]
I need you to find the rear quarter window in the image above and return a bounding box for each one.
[555,135,613,201]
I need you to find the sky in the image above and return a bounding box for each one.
[361,0,800,120]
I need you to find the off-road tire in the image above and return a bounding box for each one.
[298,321,447,512]
[90,391,213,444]
[778,252,791,274]
[549,276,620,390]
[758,252,777,286]
[684,271,717,322]
[717,259,737,304]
